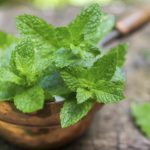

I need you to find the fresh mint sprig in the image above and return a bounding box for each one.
[0,3,127,128]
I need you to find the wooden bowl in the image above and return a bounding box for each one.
[0,101,103,149]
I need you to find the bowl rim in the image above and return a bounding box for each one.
[0,101,64,127]
[0,101,103,127]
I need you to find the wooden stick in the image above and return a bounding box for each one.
[116,6,150,35]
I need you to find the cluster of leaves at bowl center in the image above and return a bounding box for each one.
[0,3,127,128]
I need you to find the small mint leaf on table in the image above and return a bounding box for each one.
[131,103,150,139]
[14,86,44,113]
[60,100,93,128]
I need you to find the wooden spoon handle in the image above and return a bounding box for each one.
[116,6,150,35]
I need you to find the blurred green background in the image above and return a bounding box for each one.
[0,0,149,8]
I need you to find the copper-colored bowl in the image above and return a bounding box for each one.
[0,101,103,149]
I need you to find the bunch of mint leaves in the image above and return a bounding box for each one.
[0,3,127,128]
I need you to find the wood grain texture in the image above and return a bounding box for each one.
[0,3,150,150]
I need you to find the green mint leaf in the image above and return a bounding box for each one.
[53,48,79,68]
[71,45,96,68]
[68,3,101,44]
[68,4,114,45]
[0,68,23,85]
[14,86,44,113]
[76,88,92,104]
[0,31,17,67]
[112,67,125,82]
[33,56,54,79]
[95,13,115,43]
[83,44,101,56]
[61,71,79,91]
[84,13,115,44]
[132,103,150,139]
[61,67,125,104]
[10,39,54,84]
[61,67,93,91]
[111,44,128,67]
[94,81,124,103]
[60,100,93,128]
[10,39,36,84]
[54,46,96,68]
[0,31,16,49]
[0,82,17,101]
[83,6,101,44]
[89,50,117,81]
[16,14,57,50]
[61,67,95,91]
[55,27,72,48]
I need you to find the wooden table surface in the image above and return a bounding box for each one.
[0,2,150,150]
